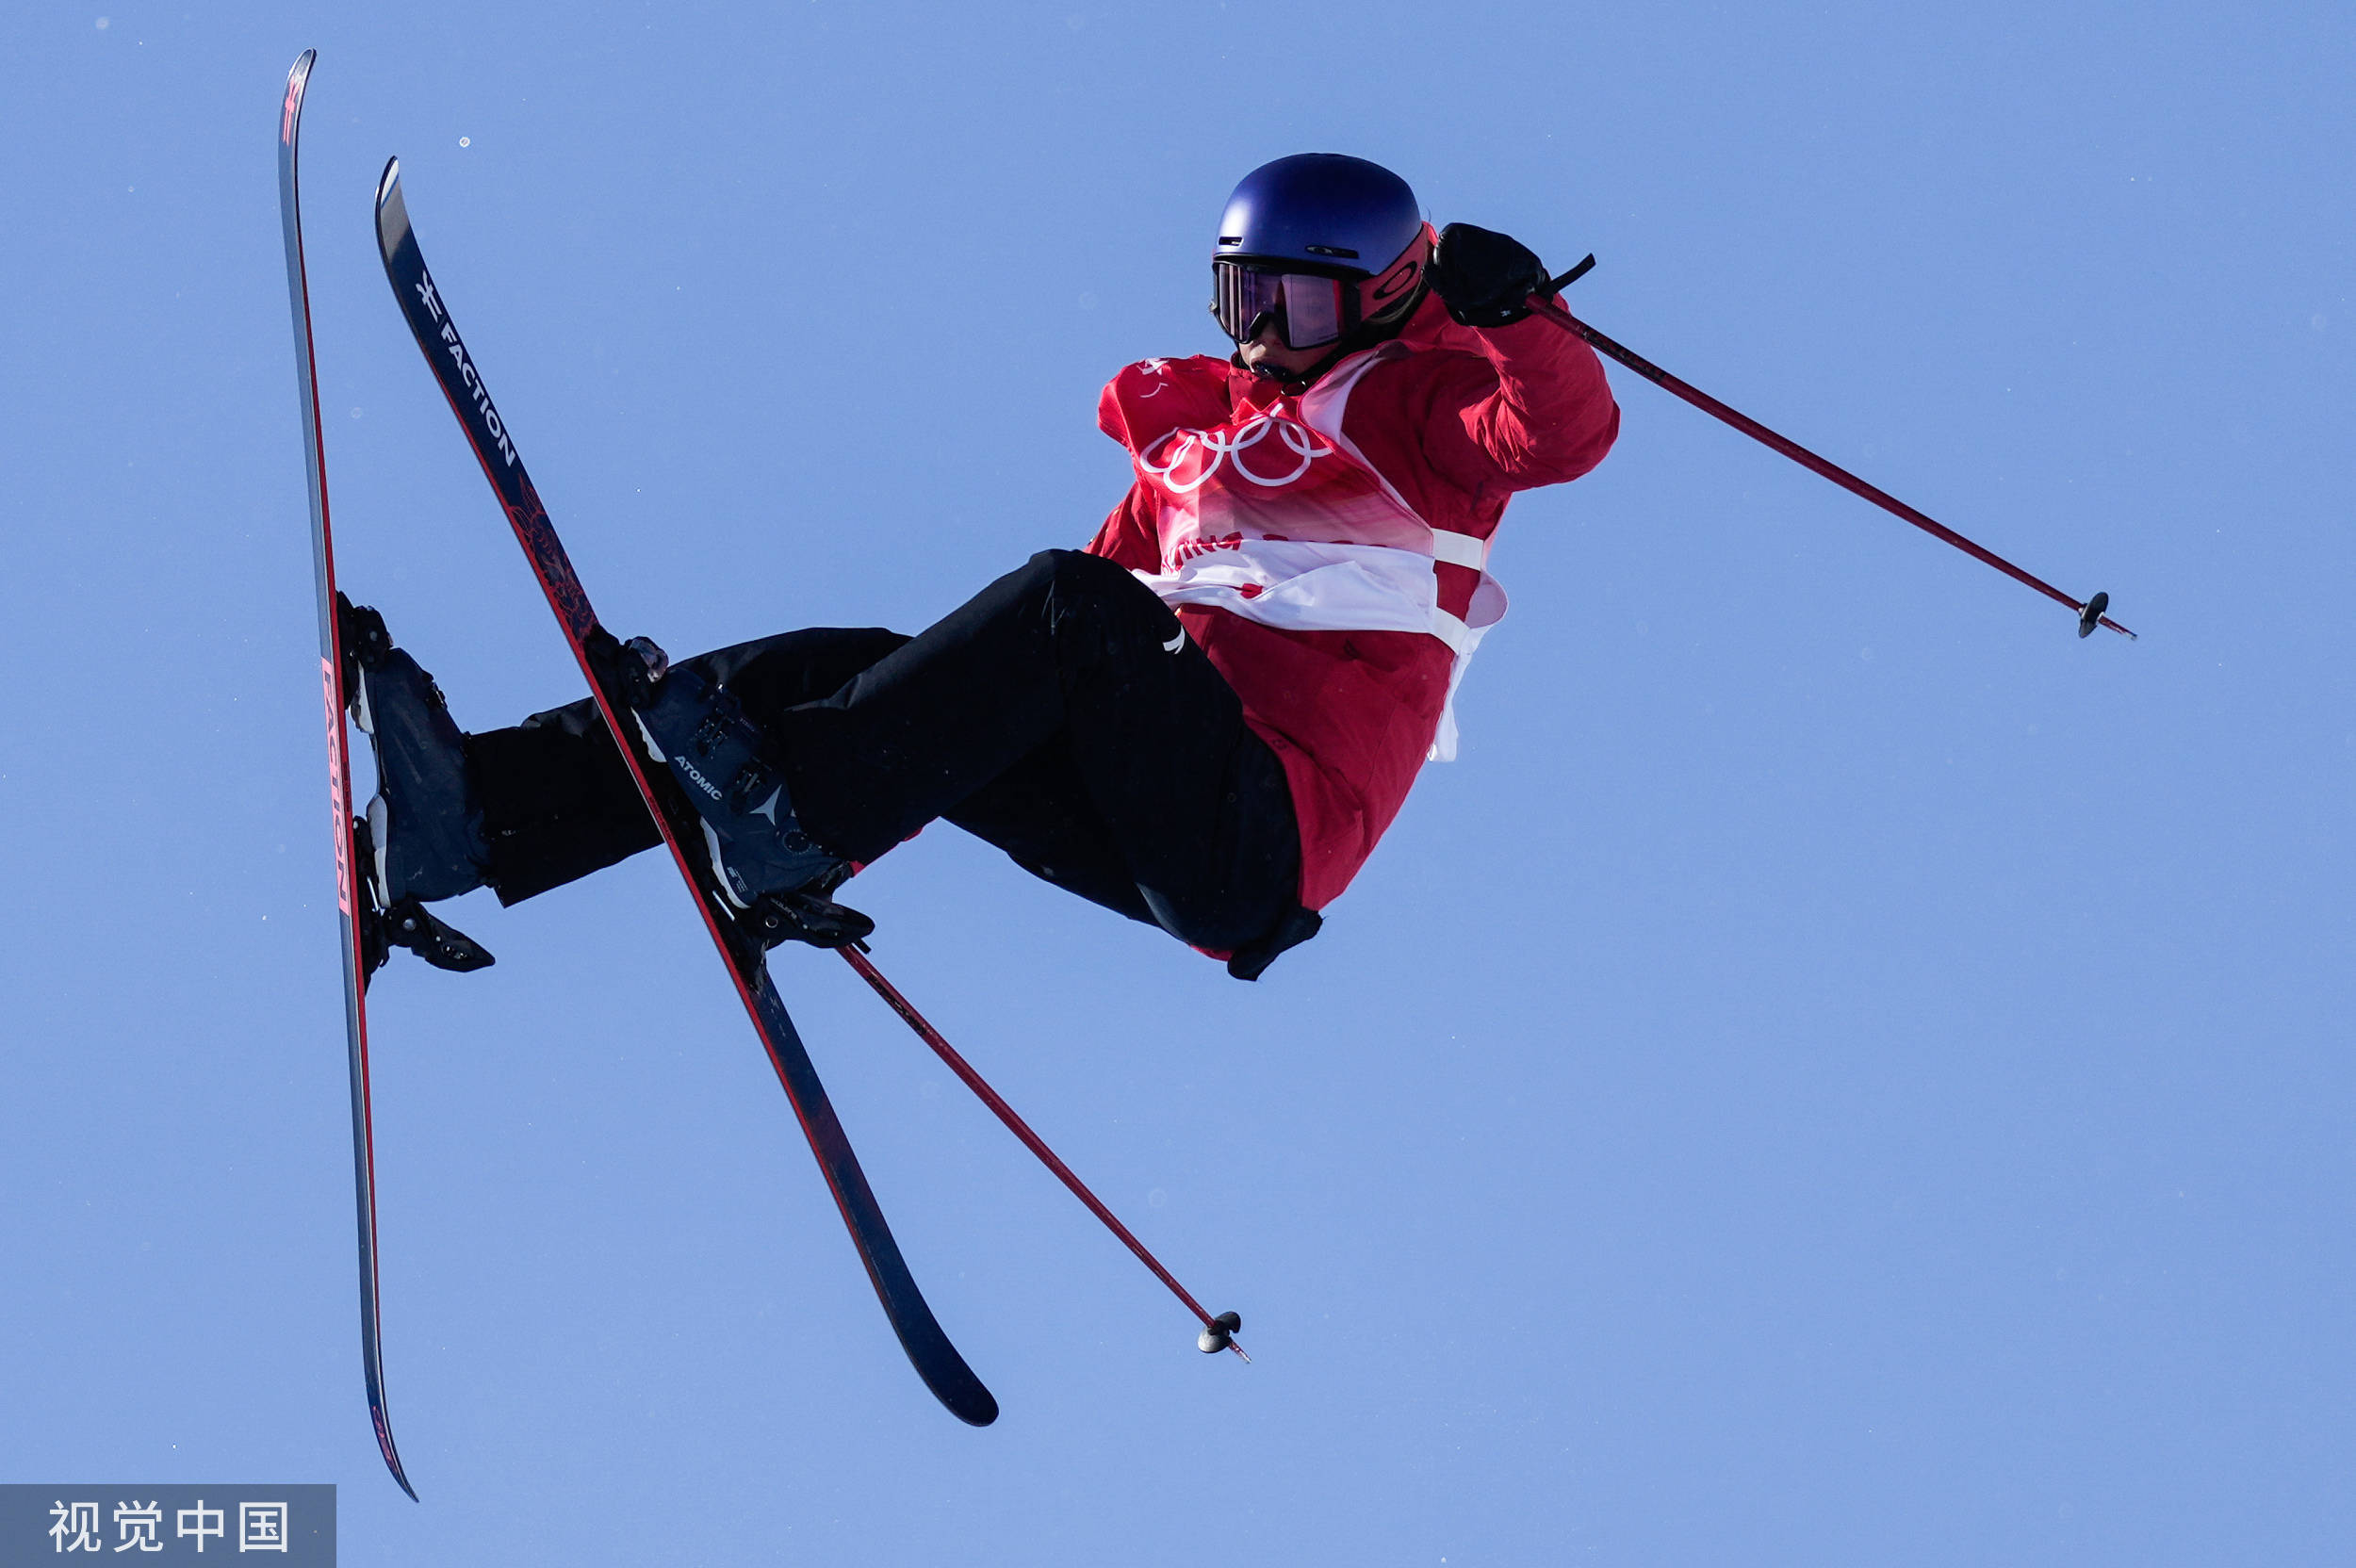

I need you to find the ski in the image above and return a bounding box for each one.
[370,158,998,1427]
[275,51,419,1500]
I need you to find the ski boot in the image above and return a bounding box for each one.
[353,816,494,980]
[339,594,495,976]
[598,631,875,950]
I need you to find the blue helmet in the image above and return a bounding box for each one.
[1211,155,1433,351]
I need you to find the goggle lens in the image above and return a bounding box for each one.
[1280,272,1344,348]
[1213,263,1350,350]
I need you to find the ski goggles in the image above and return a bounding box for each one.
[1211,260,1354,351]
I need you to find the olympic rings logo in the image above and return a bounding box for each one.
[1137,414,1335,493]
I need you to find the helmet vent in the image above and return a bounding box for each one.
[1304,244,1360,258]
[1218,235,1243,245]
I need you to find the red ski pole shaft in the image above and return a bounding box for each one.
[835,945,1246,1355]
[1532,265,2135,640]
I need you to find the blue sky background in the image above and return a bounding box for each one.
[3,2,2350,1563]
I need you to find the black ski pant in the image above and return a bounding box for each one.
[467,549,1311,962]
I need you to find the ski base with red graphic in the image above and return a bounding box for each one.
[276,49,419,1501]
[371,157,998,1428]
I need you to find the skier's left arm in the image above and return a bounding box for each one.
[1414,223,1620,496]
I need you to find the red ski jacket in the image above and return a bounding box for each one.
[1088,289,1619,913]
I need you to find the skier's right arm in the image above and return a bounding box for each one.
[1083,486,1162,572]
[1086,356,1229,571]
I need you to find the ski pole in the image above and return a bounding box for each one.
[1534,257,2135,640]
[835,944,1250,1361]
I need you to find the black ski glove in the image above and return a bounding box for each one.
[1426,222,1550,329]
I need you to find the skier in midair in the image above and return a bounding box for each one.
[348,154,1620,979]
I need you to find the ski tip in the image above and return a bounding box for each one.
[2077,590,2110,639]
[281,51,315,148]
[924,1365,997,1428]
[372,1413,419,1501]
[908,1334,998,1428]
[374,158,412,260]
